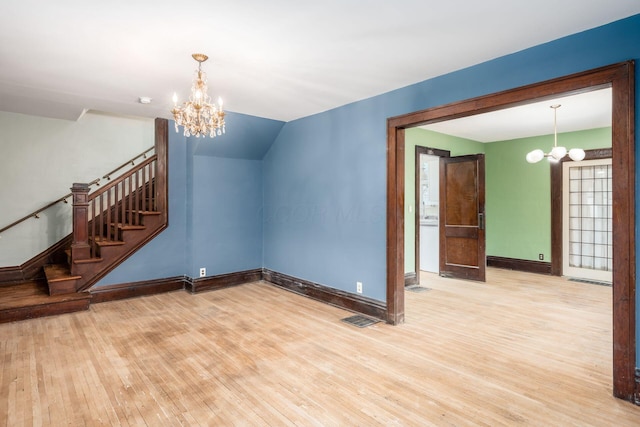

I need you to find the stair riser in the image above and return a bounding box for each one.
[72,217,164,290]
[49,279,79,296]
[125,210,157,225]
[0,298,91,324]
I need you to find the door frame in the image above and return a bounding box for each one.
[414,146,450,278]
[386,61,635,401]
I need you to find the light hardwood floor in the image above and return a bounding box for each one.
[1,268,639,425]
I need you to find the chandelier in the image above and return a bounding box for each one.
[526,104,585,163]
[171,53,226,138]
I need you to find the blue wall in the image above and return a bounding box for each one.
[191,156,263,276]
[262,103,388,299]
[97,113,282,285]
[264,14,640,300]
[262,15,640,360]
[100,14,640,363]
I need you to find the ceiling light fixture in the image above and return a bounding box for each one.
[171,53,225,138]
[526,104,585,163]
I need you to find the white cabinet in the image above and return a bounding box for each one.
[420,223,439,273]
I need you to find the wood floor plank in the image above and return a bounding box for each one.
[1,269,639,425]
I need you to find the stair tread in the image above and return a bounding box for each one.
[44,264,81,282]
[112,223,146,230]
[93,238,125,246]
[73,257,103,264]
[130,210,161,215]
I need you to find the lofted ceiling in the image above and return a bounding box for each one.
[0,1,638,125]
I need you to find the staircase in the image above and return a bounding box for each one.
[0,119,168,322]
[43,209,164,294]
[42,118,168,296]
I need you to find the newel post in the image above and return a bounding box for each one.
[71,183,91,266]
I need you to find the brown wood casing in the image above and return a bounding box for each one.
[387,61,635,401]
[70,183,91,266]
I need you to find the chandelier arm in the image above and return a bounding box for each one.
[525,104,584,163]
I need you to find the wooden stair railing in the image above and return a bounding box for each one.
[45,118,168,294]
[71,155,158,263]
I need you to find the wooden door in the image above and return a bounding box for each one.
[439,154,486,281]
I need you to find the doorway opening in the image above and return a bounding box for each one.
[386,62,635,401]
[414,147,449,278]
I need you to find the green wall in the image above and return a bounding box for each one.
[405,126,611,274]
[485,127,611,261]
[404,128,484,273]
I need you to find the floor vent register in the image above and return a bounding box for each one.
[341,314,381,328]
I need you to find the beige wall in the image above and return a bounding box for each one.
[0,111,154,266]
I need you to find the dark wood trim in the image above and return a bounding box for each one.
[387,61,635,401]
[635,368,640,405]
[263,269,387,321]
[414,146,450,280]
[0,293,91,324]
[70,183,91,266]
[154,118,169,225]
[550,148,613,276]
[186,269,263,293]
[90,276,185,303]
[0,267,24,285]
[386,125,405,325]
[0,235,72,285]
[486,256,551,275]
[22,235,72,281]
[404,272,417,286]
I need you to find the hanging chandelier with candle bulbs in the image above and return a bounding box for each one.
[171,53,226,138]
[525,104,585,163]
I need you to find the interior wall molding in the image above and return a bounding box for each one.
[404,272,418,286]
[0,235,71,285]
[262,269,387,321]
[186,269,263,293]
[486,256,552,275]
[90,268,385,324]
[635,368,640,405]
[387,61,635,401]
[0,266,23,285]
[90,276,186,303]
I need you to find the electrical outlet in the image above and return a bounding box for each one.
[356,281,363,294]
[539,254,544,261]
[199,267,206,277]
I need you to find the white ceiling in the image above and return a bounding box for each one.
[421,88,612,142]
[0,1,638,123]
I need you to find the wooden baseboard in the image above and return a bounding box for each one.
[404,272,417,286]
[0,294,91,324]
[635,369,640,406]
[0,235,72,285]
[24,267,387,324]
[90,276,185,303]
[262,269,387,321]
[486,256,552,275]
[0,266,24,286]
[187,269,263,293]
